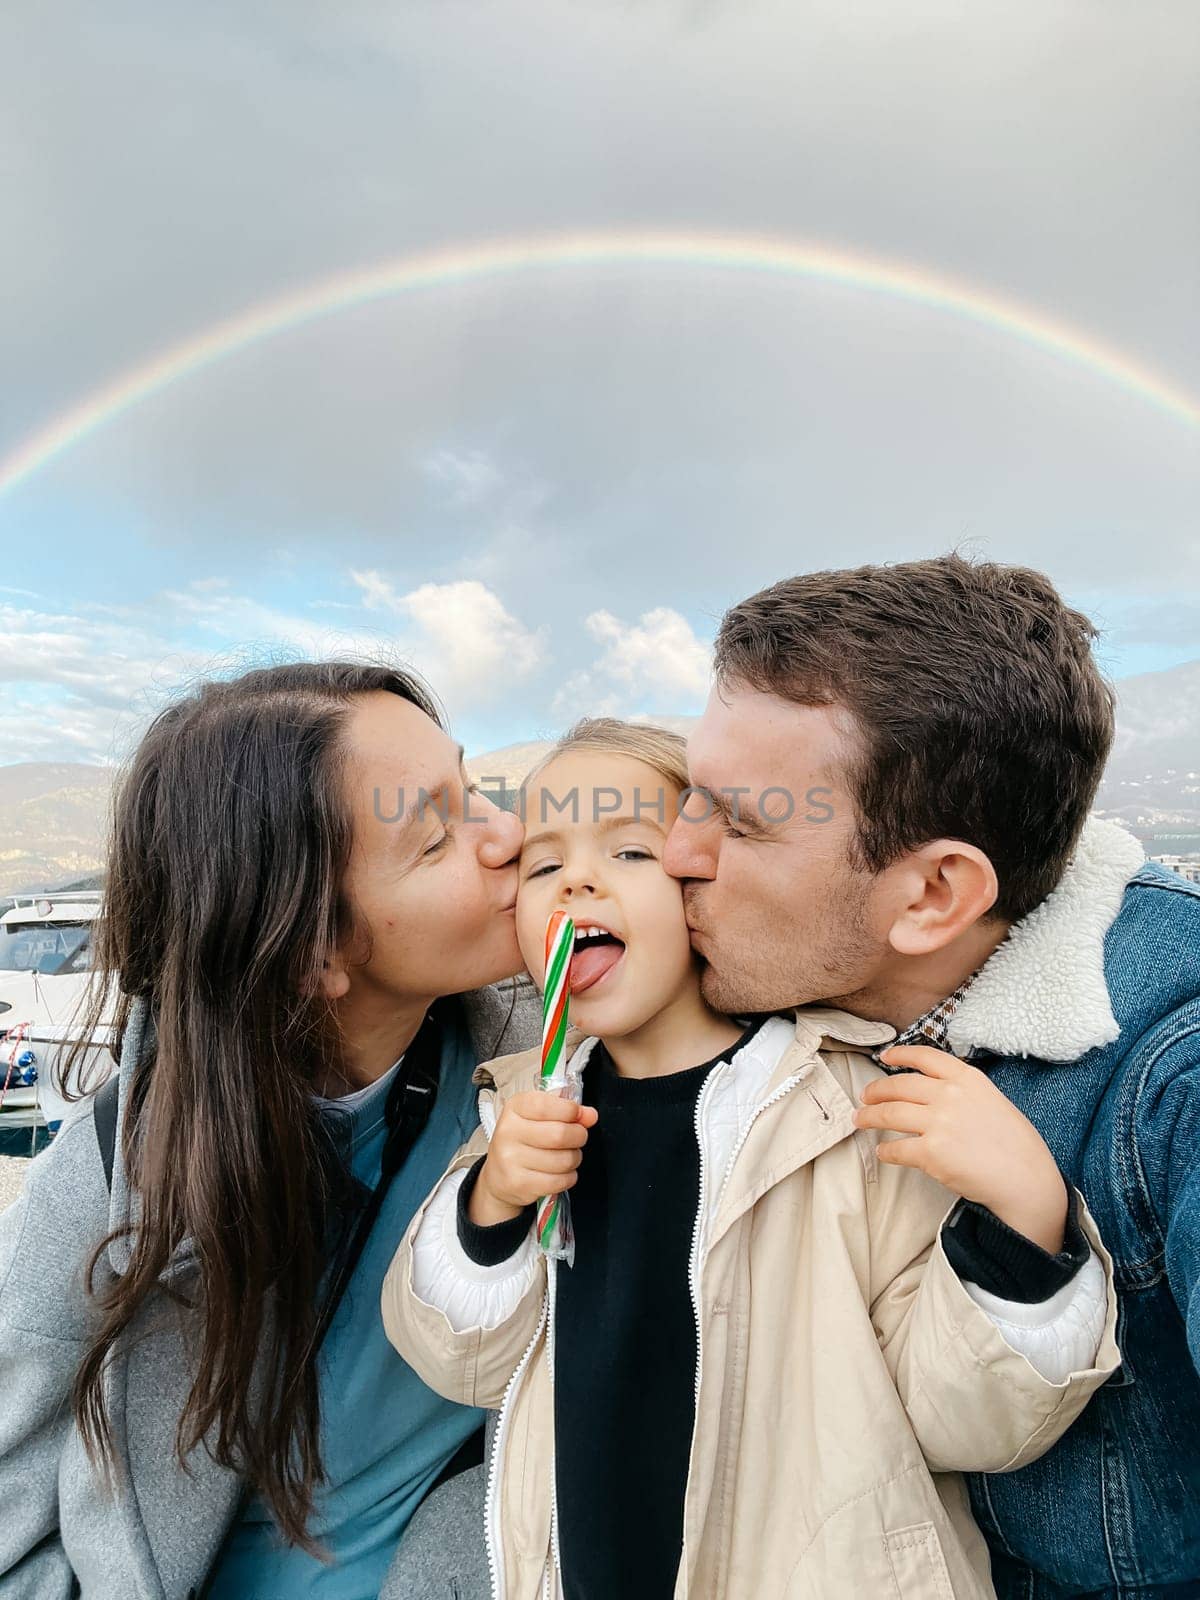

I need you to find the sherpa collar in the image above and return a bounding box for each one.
[945,816,1145,1063]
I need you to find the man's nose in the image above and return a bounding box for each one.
[664,811,717,881]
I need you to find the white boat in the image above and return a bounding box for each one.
[0,893,115,1141]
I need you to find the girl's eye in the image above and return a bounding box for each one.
[615,848,653,862]
[528,862,560,879]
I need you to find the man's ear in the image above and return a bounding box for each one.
[886,840,1000,957]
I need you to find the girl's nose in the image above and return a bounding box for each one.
[556,850,599,897]
[561,873,597,897]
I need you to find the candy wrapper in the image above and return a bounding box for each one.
[536,908,581,1266]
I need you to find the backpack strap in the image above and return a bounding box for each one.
[309,1002,443,1355]
[93,1073,120,1193]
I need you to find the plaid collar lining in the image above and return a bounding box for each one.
[870,973,983,1067]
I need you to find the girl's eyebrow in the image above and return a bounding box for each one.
[596,813,667,839]
[522,814,666,853]
[521,826,564,852]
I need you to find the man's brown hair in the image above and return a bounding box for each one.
[713,554,1115,922]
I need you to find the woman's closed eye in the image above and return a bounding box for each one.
[423,781,483,858]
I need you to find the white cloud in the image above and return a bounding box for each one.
[0,600,202,708]
[0,598,212,763]
[164,584,392,659]
[0,573,552,765]
[0,690,128,764]
[349,573,547,708]
[551,606,712,719]
[349,569,398,614]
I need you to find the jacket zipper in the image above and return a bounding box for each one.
[687,1065,807,1399]
[546,1255,564,1600]
[681,1064,806,1584]
[485,1292,550,1600]
[686,1063,723,1409]
[542,1049,592,1600]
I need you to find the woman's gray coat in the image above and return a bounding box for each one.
[0,975,539,1600]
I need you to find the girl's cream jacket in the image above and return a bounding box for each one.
[382,1008,1120,1600]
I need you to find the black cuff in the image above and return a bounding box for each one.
[941,1181,1090,1304]
[456,1156,536,1268]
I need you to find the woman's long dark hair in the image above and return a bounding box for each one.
[64,660,446,1551]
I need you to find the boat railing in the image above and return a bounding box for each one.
[2,893,103,915]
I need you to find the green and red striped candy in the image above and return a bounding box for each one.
[537,909,576,1253]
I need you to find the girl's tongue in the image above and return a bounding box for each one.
[569,936,625,995]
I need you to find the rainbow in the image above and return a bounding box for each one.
[2,228,1198,500]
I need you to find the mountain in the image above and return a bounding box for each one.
[1104,659,1200,782]
[1094,661,1200,854]
[463,738,562,794]
[0,763,114,898]
[2,664,1196,896]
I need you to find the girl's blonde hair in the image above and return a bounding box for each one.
[523,716,690,799]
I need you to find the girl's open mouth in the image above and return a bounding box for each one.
[568,928,626,995]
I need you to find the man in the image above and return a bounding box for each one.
[663,555,1200,1599]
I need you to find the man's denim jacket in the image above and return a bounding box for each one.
[946,820,1200,1595]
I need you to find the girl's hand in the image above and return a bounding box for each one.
[852,1045,1068,1254]
[470,1092,599,1227]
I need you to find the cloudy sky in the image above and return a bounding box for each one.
[1,0,1197,766]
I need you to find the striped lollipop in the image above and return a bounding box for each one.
[536,909,577,1257]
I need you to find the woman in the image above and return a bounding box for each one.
[0,661,538,1600]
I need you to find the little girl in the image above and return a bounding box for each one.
[383,718,1118,1599]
